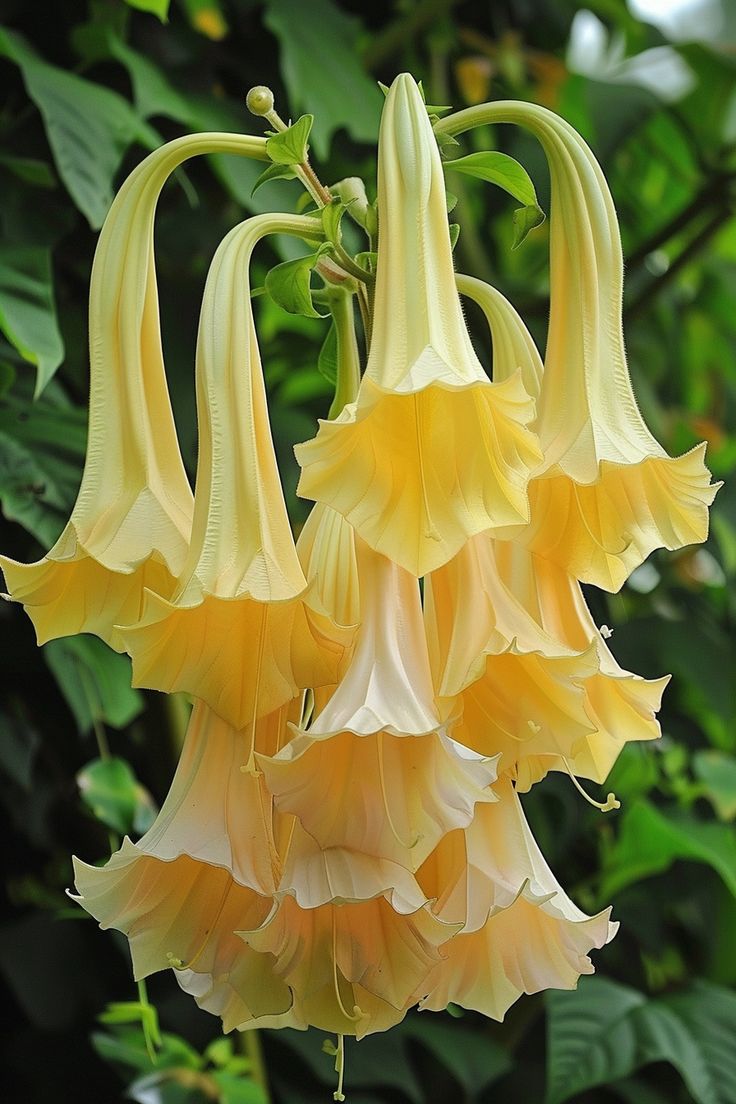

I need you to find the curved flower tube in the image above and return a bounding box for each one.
[119,214,353,738]
[416,777,616,1018]
[437,105,719,591]
[1,133,269,651]
[296,73,541,577]
[259,536,497,869]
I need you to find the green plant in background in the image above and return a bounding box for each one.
[0,2,735,1103]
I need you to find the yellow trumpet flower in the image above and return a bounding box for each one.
[439,106,720,591]
[1,133,269,651]
[296,73,541,577]
[119,214,353,738]
[71,701,302,1030]
[417,777,616,1019]
[426,534,666,789]
[259,535,498,868]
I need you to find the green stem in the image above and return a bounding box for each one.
[244,1029,270,1101]
[327,287,362,419]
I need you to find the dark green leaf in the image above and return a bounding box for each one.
[512,202,546,249]
[266,115,313,166]
[0,27,155,228]
[264,246,330,318]
[0,154,56,187]
[599,800,736,901]
[693,751,736,821]
[43,635,144,735]
[263,0,382,158]
[317,322,338,385]
[547,977,725,1104]
[0,245,64,394]
[123,0,170,19]
[212,1072,268,1104]
[251,161,298,196]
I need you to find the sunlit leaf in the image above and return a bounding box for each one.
[0,245,63,394]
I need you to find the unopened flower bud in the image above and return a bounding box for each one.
[246,85,275,117]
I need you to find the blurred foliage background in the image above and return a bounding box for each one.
[1,0,735,1101]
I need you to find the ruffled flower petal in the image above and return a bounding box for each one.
[259,728,497,870]
[118,213,352,726]
[417,779,616,1018]
[448,107,720,589]
[295,74,540,577]
[1,134,268,650]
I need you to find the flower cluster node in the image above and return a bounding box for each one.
[5,72,717,1093]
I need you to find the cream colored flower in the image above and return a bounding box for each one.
[296,74,541,577]
[119,214,353,737]
[442,108,720,591]
[426,533,666,789]
[1,133,268,651]
[259,535,498,869]
[417,777,616,1018]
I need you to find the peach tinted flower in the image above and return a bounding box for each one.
[296,74,541,577]
[439,105,719,591]
[119,213,352,736]
[416,777,616,1018]
[1,133,268,651]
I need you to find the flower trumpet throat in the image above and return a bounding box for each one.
[296,74,542,578]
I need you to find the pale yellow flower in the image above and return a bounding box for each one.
[72,701,301,1030]
[296,74,541,577]
[240,821,456,1038]
[1,133,268,651]
[259,536,498,869]
[119,214,353,736]
[416,777,616,1018]
[426,533,666,789]
[441,107,720,591]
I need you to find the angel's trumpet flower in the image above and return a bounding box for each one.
[259,537,498,870]
[72,701,303,1031]
[441,108,720,591]
[1,133,268,651]
[119,214,352,738]
[426,533,666,789]
[417,777,616,1019]
[240,822,457,1038]
[296,73,541,577]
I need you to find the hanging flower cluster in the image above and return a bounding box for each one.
[2,73,719,1095]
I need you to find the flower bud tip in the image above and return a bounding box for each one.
[246,86,275,117]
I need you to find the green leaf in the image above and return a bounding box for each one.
[43,635,144,736]
[693,751,736,821]
[212,1072,268,1104]
[449,224,460,250]
[251,161,298,196]
[0,154,56,187]
[266,115,313,166]
[322,198,348,246]
[0,245,64,395]
[317,322,338,385]
[264,246,330,318]
[546,977,732,1104]
[512,202,546,249]
[599,799,736,901]
[401,1017,511,1095]
[263,0,382,159]
[123,0,170,19]
[0,385,85,546]
[77,757,139,834]
[445,150,539,206]
[0,26,155,228]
